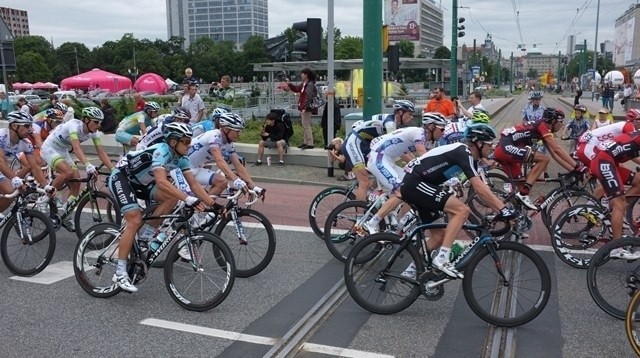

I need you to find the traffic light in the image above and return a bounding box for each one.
[388,45,400,72]
[457,17,465,38]
[292,18,322,61]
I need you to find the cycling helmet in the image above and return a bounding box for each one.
[163,122,193,141]
[144,101,161,112]
[45,108,64,121]
[211,107,229,117]
[574,104,587,113]
[422,112,447,127]
[53,102,68,113]
[7,110,33,124]
[218,113,245,131]
[393,100,415,113]
[470,110,491,124]
[465,123,497,143]
[529,91,543,99]
[352,120,364,129]
[542,108,565,123]
[82,107,104,121]
[172,107,191,121]
[627,109,640,122]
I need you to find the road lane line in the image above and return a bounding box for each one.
[302,343,395,358]
[140,318,279,345]
[10,261,74,284]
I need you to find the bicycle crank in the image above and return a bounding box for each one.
[420,272,446,301]
[128,259,149,285]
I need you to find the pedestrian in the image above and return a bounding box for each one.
[49,94,59,109]
[133,92,146,112]
[574,83,582,106]
[181,83,205,122]
[424,87,456,119]
[182,67,199,85]
[605,83,616,112]
[100,98,117,133]
[623,84,633,112]
[601,83,612,112]
[287,67,317,149]
[209,75,236,106]
[321,97,341,146]
[457,90,486,119]
[591,108,612,130]
[0,92,9,119]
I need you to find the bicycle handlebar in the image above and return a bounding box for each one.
[0,187,47,199]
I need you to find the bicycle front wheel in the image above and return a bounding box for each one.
[309,186,356,239]
[462,241,551,327]
[214,208,276,278]
[587,237,640,320]
[164,232,235,312]
[626,290,640,355]
[1,209,56,276]
[344,233,422,315]
[74,191,122,242]
[324,200,383,263]
[73,223,122,298]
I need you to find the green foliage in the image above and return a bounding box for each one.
[433,46,451,59]
[15,52,52,82]
[397,40,415,58]
[527,68,539,78]
[238,118,345,148]
[335,36,363,60]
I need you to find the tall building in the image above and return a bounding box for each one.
[166,0,268,49]
[385,0,443,57]
[614,3,640,67]
[419,0,444,57]
[0,7,29,38]
[566,34,575,57]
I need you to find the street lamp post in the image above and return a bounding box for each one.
[592,0,601,101]
[74,47,79,74]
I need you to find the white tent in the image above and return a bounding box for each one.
[165,78,179,89]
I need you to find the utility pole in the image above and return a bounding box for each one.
[362,0,382,118]
[326,0,335,177]
[74,47,79,74]
[592,0,601,100]
[450,0,459,96]
[557,51,562,83]
[510,52,514,93]
[497,49,502,87]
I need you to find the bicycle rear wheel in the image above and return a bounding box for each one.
[0,209,56,276]
[462,241,551,327]
[587,237,640,320]
[542,189,598,232]
[164,232,235,312]
[626,290,640,355]
[73,223,122,298]
[309,186,356,239]
[74,191,121,243]
[344,233,422,315]
[214,208,276,278]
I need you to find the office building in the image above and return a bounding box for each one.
[385,0,443,57]
[0,7,29,38]
[614,3,640,67]
[167,0,268,49]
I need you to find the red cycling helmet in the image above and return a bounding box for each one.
[627,109,640,122]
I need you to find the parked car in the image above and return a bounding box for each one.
[116,89,137,97]
[53,91,77,100]
[22,89,51,100]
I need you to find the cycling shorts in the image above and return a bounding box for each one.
[493,142,532,179]
[108,169,156,214]
[367,152,404,192]
[115,130,137,146]
[342,133,369,169]
[40,144,77,170]
[590,151,634,200]
[170,167,217,194]
[400,173,450,223]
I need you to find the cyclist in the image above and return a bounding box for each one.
[438,110,491,146]
[191,107,229,137]
[422,112,447,149]
[17,108,66,174]
[464,122,498,168]
[342,100,416,201]
[32,102,68,122]
[136,107,191,150]
[108,122,217,292]
[560,104,590,152]
[115,101,160,148]
[362,125,428,234]
[0,111,54,213]
[493,108,583,210]
[591,130,640,258]
[40,107,115,224]
[400,141,517,278]
[522,91,545,122]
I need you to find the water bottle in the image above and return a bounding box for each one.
[450,242,465,261]
[267,156,271,166]
[149,232,168,252]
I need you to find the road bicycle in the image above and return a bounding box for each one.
[308,180,358,239]
[73,201,235,312]
[0,187,56,276]
[344,215,551,327]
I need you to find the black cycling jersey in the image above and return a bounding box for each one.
[404,142,478,184]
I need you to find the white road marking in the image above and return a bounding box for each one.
[10,261,74,284]
[140,318,395,357]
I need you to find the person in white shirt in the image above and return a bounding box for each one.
[624,84,634,112]
[180,83,205,123]
[457,91,486,119]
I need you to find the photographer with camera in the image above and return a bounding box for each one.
[254,111,287,166]
[326,137,353,181]
[209,75,236,106]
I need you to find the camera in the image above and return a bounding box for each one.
[324,144,335,150]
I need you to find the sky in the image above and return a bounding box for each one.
[1,0,634,57]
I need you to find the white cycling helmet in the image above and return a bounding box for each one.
[7,110,33,124]
[82,107,104,121]
[422,112,447,126]
[218,113,245,131]
[163,122,193,141]
[393,100,415,113]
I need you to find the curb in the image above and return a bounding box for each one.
[490,97,514,118]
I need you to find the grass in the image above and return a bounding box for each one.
[238,117,347,147]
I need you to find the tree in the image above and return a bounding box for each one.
[335,36,363,60]
[15,51,52,82]
[13,35,55,67]
[527,68,538,78]
[397,40,414,58]
[433,46,451,60]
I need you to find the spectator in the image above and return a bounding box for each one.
[522,91,545,122]
[0,92,8,119]
[100,98,117,133]
[574,83,582,105]
[457,90,486,119]
[591,108,613,130]
[605,83,616,112]
[133,92,146,112]
[177,80,189,103]
[49,94,59,109]
[561,104,589,152]
[321,98,342,146]
[327,137,353,181]
[254,112,287,166]
[209,75,236,106]
[181,83,205,123]
[601,83,612,112]
[424,87,456,119]
[287,67,317,149]
[623,84,633,112]
[182,67,199,85]
[16,96,30,114]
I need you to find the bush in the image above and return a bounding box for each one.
[238,118,346,148]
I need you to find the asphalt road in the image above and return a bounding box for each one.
[0,94,636,357]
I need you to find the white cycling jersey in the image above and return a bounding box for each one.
[370,127,426,159]
[187,129,236,168]
[578,121,635,146]
[0,128,33,157]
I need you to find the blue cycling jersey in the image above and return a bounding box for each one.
[118,142,191,186]
[192,119,215,137]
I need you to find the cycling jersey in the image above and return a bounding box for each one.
[188,129,236,168]
[117,111,153,136]
[117,142,191,187]
[0,128,34,158]
[368,127,426,191]
[439,121,467,145]
[575,121,636,165]
[499,119,554,146]
[565,118,589,139]
[522,104,545,122]
[136,116,177,150]
[591,132,640,199]
[42,119,101,151]
[191,119,215,137]
[343,114,396,169]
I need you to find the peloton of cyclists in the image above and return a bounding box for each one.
[115,101,160,149]
[136,107,192,150]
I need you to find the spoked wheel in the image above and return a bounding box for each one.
[344,233,422,315]
[1,209,56,276]
[324,200,385,263]
[625,290,640,355]
[308,186,356,239]
[73,223,122,298]
[462,241,551,327]
[587,236,640,320]
[214,208,276,278]
[542,190,599,232]
[164,232,235,312]
[74,191,121,244]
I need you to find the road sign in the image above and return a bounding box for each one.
[479,76,485,82]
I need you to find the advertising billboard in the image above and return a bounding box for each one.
[385,0,420,41]
[614,17,635,66]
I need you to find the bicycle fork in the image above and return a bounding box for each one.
[229,210,248,244]
[15,211,33,244]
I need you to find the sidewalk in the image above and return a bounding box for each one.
[556,91,627,120]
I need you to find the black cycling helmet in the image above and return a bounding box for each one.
[542,108,565,124]
[465,123,496,143]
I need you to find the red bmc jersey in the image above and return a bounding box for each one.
[499,119,553,146]
[601,131,640,163]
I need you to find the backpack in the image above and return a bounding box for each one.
[27,102,39,116]
[270,109,294,141]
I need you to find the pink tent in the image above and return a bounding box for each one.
[13,82,33,89]
[60,68,132,92]
[134,73,168,94]
[11,82,22,90]
[32,82,46,89]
